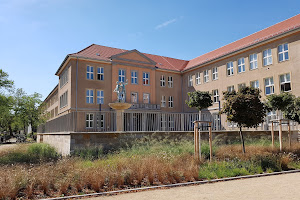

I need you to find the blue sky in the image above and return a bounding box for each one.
[0,0,299,99]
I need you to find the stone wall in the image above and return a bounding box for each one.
[38,130,299,156]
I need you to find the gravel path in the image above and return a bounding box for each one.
[88,172,300,200]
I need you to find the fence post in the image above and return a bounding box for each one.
[279,119,283,151]
[288,120,291,148]
[181,114,184,131]
[271,121,274,149]
[209,122,213,162]
[194,122,199,161]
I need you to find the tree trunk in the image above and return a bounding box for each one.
[239,126,246,154]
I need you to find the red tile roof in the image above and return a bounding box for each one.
[69,14,300,73]
[70,44,188,72]
[184,14,300,71]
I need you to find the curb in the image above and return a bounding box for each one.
[41,169,300,200]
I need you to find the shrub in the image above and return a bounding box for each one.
[72,146,103,160]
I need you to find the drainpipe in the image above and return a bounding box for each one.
[75,57,78,132]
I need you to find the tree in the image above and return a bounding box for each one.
[0,69,13,89]
[185,91,213,112]
[285,97,300,123]
[221,87,266,153]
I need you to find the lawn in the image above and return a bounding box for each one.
[0,136,299,199]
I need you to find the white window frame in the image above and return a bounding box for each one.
[97,67,104,81]
[168,96,173,108]
[213,89,219,103]
[86,89,94,104]
[227,85,234,92]
[131,71,138,84]
[119,69,125,82]
[249,53,258,70]
[188,75,193,87]
[143,72,149,85]
[212,67,218,80]
[59,91,68,109]
[238,58,245,73]
[263,49,272,66]
[60,67,69,88]
[250,80,259,89]
[227,62,234,76]
[86,113,94,128]
[278,43,289,62]
[87,66,94,80]
[143,93,150,104]
[97,90,104,104]
[195,72,201,85]
[160,75,165,87]
[279,73,291,92]
[131,92,138,103]
[161,95,166,107]
[168,76,173,88]
[204,70,209,83]
[264,77,274,95]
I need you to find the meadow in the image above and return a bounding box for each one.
[0,136,299,199]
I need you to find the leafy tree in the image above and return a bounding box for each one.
[0,69,13,89]
[221,87,266,153]
[0,94,15,134]
[185,91,213,120]
[266,92,294,113]
[285,97,300,123]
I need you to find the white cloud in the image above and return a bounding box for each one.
[155,18,177,30]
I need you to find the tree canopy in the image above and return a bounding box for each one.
[185,91,213,111]
[221,87,266,128]
[0,69,13,89]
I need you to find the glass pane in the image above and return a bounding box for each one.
[270,77,273,84]
[278,45,283,53]
[263,50,266,57]
[268,49,271,55]
[86,97,89,103]
[268,57,272,65]
[254,54,257,60]
[286,73,290,81]
[279,54,283,62]
[266,87,270,95]
[284,43,288,51]
[284,52,289,60]
[280,75,284,83]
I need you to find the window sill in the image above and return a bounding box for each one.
[278,59,289,63]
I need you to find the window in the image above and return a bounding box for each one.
[227,85,234,92]
[59,91,68,108]
[278,43,289,62]
[60,68,68,88]
[143,72,149,85]
[168,76,173,88]
[195,72,201,85]
[160,75,165,87]
[131,92,138,103]
[263,49,272,66]
[213,89,219,103]
[265,77,274,95]
[118,69,125,82]
[188,75,193,87]
[161,96,166,107]
[204,70,209,83]
[227,62,234,76]
[250,80,259,89]
[143,93,150,104]
[168,96,173,108]
[212,67,218,80]
[238,83,246,91]
[87,66,94,80]
[280,73,291,92]
[238,58,245,73]
[86,89,94,104]
[97,67,104,81]
[97,114,104,129]
[86,113,94,128]
[168,115,174,129]
[249,53,258,70]
[267,110,277,121]
[97,90,104,104]
[131,71,138,84]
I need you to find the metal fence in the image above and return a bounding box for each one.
[38,110,299,133]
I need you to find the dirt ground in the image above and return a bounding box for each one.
[88,172,300,200]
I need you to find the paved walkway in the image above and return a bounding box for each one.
[88,172,300,200]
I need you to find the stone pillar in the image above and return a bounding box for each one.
[116,109,125,132]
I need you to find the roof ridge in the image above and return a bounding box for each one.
[160,56,178,71]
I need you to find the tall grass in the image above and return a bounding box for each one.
[0,138,299,199]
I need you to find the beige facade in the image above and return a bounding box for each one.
[43,16,300,131]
